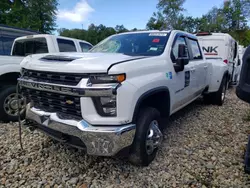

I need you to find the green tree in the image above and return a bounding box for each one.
[146,0,250,46]
[197,7,226,32]
[115,25,128,33]
[222,0,250,31]
[0,0,12,24]
[146,12,166,30]
[230,29,250,47]
[147,0,186,30]
[4,0,29,28]
[26,0,58,33]
[58,24,133,45]
[174,15,199,33]
[0,0,58,33]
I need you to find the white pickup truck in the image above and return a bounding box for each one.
[18,30,228,166]
[0,34,92,122]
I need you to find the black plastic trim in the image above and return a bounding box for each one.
[132,87,170,123]
[40,55,81,61]
[28,120,87,149]
[92,97,116,117]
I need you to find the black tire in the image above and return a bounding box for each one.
[0,85,26,122]
[213,75,227,105]
[204,75,227,106]
[128,107,163,166]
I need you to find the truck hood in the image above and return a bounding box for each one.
[21,52,147,73]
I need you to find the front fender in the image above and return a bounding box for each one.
[0,55,23,76]
[0,64,20,76]
[131,86,170,123]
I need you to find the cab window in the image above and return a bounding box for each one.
[171,36,189,62]
[12,37,48,56]
[57,39,77,52]
[0,33,16,55]
[188,39,203,60]
[80,42,92,52]
[0,38,3,55]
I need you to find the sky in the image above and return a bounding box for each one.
[56,0,225,31]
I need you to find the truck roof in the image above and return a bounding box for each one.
[114,30,197,39]
[209,33,232,37]
[14,34,92,45]
[0,24,40,34]
[196,32,235,41]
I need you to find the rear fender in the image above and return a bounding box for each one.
[207,60,228,93]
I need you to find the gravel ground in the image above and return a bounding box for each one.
[1,88,250,188]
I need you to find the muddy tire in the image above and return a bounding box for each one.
[128,107,163,166]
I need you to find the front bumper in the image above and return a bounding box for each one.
[25,103,136,156]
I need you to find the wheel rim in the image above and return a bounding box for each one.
[145,120,163,155]
[4,93,26,117]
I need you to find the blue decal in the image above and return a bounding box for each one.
[169,72,172,79]
[166,72,173,80]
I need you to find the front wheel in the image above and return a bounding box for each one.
[0,85,26,122]
[128,107,163,166]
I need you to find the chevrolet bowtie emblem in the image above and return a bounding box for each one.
[66,100,74,105]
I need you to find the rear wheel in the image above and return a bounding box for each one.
[128,107,163,166]
[0,85,26,122]
[204,75,227,106]
[213,75,227,105]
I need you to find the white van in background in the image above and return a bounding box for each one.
[0,34,93,122]
[196,32,239,85]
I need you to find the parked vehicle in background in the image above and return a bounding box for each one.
[236,45,250,103]
[236,45,246,82]
[0,24,40,56]
[0,25,39,122]
[19,30,228,166]
[12,34,93,56]
[0,34,93,122]
[196,32,239,85]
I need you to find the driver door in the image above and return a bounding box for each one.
[171,35,196,113]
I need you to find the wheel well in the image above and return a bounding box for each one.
[133,88,170,123]
[0,72,20,87]
[224,71,229,82]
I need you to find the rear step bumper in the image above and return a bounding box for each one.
[25,103,136,156]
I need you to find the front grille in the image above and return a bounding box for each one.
[22,88,82,119]
[22,69,89,86]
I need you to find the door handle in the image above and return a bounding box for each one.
[204,65,208,69]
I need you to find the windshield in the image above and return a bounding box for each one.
[90,32,169,56]
[12,37,48,56]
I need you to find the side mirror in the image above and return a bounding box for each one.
[174,44,189,72]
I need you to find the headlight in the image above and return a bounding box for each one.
[89,74,126,84]
[92,95,117,117]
